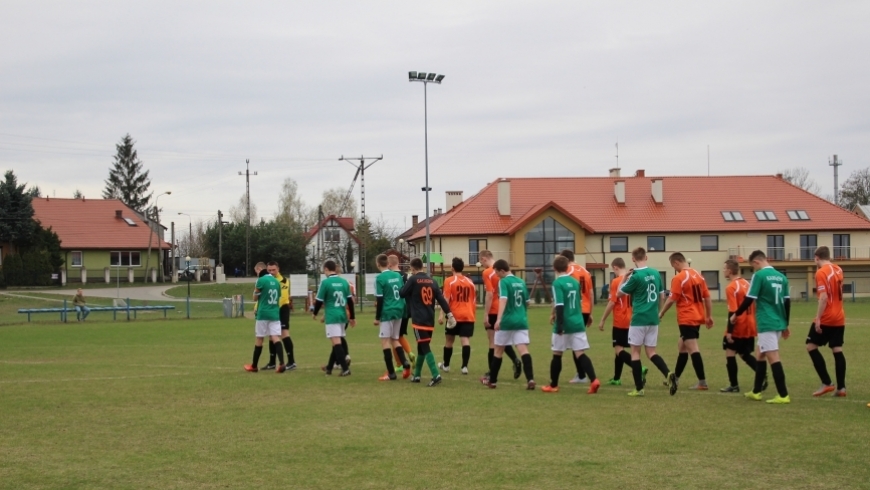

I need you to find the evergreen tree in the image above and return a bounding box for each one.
[0,170,37,246]
[839,168,870,210]
[103,134,152,212]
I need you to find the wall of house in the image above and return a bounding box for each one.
[64,249,164,282]
[509,208,587,271]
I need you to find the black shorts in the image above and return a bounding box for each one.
[679,325,701,340]
[486,314,498,330]
[446,321,474,338]
[279,305,290,330]
[806,324,845,348]
[722,336,754,355]
[583,313,591,328]
[399,316,409,336]
[612,327,629,348]
[414,327,433,343]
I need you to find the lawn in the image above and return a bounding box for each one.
[1,301,868,489]
[164,282,255,300]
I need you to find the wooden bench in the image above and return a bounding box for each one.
[18,304,176,322]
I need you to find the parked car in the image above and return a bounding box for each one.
[177,265,206,281]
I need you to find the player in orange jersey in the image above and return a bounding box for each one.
[559,249,594,384]
[598,257,636,386]
[720,259,762,393]
[438,257,477,375]
[480,250,521,381]
[659,252,713,390]
[808,246,848,397]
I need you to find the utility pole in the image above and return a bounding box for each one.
[829,154,843,206]
[238,159,257,276]
[217,210,224,268]
[338,155,382,283]
[315,205,324,292]
[171,222,177,283]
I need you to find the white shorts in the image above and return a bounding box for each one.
[551,332,590,352]
[378,320,400,339]
[628,326,658,347]
[758,331,781,353]
[495,329,530,347]
[325,323,346,339]
[255,320,281,337]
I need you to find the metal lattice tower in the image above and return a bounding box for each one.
[238,159,257,276]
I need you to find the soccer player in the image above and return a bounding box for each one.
[597,257,635,386]
[374,254,411,381]
[560,249,594,384]
[438,257,476,375]
[481,250,522,381]
[244,262,286,373]
[543,256,600,394]
[262,261,296,371]
[658,252,714,390]
[399,257,456,386]
[312,260,355,376]
[807,246,847,397]
[388,255,415,368]
[482,259,536,390]
[720,259,761,393]
[617,247,676,397]
[731,250,791,404]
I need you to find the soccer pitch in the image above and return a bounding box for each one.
[1,301,868,489]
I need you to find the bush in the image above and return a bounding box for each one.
[2,252,54,287]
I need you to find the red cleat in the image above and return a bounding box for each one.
[813,385,836,397]
[541,385,559,393]
[244,364,258,373]
[276,364,286,373]
[588,379,601,394]
[402,368,411,379]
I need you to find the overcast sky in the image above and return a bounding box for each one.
[2,1,868,234]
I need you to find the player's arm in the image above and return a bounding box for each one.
[374,295,384,325]
[495,295,507,331]
[659,296,674,319]
[704,296,714,329]
[730,296,755,324]
[432,282,456,326]
[347,293,356,326]
[616,271,634,298]
[814,274,827,333]
[484,288,494,326]
[598,300,616,331]
[439,283,450,324]
[399,277,413,298]
[312,283,325,318]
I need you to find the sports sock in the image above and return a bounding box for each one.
[578,354,596,382]
[618,350,633,368]
[550,355,562,387]
[252,345,263,366]
[443,347,453,367]
[573,353,587,379]
[504,345,518,363]
[488,348,495,371]
[521,353,534,381]
[674,352,689,379]
[631,359,643,391]
[808,348,832,386]
[399,337,412,354]
[268,341,276,365]
[333,344,348,372]
[383,348,396,376]
[740,353,758,371]
[770,361,788,397]
[282,337,295,365]
[753,360,767,394]
[613,355,624,380]
[490,356,503,384]
[274,341,284,366]
[414,349,424,377]
[395,346,409,368]
[461,345,471,368]
[326,350,335,370]
[833,351,846,390]
[425,351,440,377]
[650,354,670,377]
[393,347,402,365]
[340,337,350,356]
[690,352,706,382]
[726,356,738,387]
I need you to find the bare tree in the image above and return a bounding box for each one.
[177,219,208,258]
[839,168,870,210]
[780,167,821,195]
[276,177,310,228]
[311,187,358,222]
[228,193,258,224]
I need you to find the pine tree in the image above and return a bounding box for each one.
[0,170,38,246]
[103,134,152,212]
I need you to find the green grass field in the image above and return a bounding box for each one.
[1,301,869,489]
[164,283,254,300]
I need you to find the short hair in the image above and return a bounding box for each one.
[814,246,831,261]
[493,259,510,272]
[611,257,626,269]
[323,260,337,272]
[254,261,267,270]
[748,250,766,262]
[387,255,399,266]
[479,250,494,259]
[559,249,575,261]
[410,258,424,270]
[553,255,569,273]
[267,261,279,268]
[631,247,647,261]
[376,254,389,268]
[668,252,686,264]
[724,259,739,275]
[452,257,465,272]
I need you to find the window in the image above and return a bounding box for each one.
[468,239,487,264]
[647,236,665,252]
[110,251,141,267]
[787,210,810,221]
[800,234,817,260]
[834,234,851,259]
[721,211,745,222]
[324,227,341,243]
[123,217,137,226]
[610,236,628,253]
[767,235,784,261]
[701,270,720,290]
[71,251,83,267]
[524,217,574,285]
[700,235,718,251]
[755,211,778,221]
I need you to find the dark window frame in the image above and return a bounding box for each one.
[610,236,628,253]
[701,270,720,290]
[767,235,785,261]
[700,235,719,251]
[647,235,666,252]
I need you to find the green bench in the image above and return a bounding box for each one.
[18,301,175,322]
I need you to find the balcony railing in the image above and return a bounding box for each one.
[729,247,864,262]
[411,250,515,267]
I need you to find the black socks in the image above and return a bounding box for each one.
[550,355,562,388]
[833,351,846,390]
[395,347,409,368]
[488,348,495,372]
[650,354,670,377]
[332,344,348,372]
[770,361,787,397]
[273,341,284,366]
[504,345,518,362]
[753,361,768,394]
[490,356,503,384]
[521,353,534,382]
[282,337,295,365]
[726,356,738,387]
[443,347,453,367]
[808,348,832,386]
[740,353,757,371]
[252,345,263,366]
[675,352,689,378]
[383,348,395,375]
[578,354,596,382]
[614,355,624,380]
[268,342,276,364]
[631,359,644,391]
[690,352,706,381]
[573,354,586,379]
[461,345,471,368]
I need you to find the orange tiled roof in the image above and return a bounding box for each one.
[409,175,870,239]
[31,198,170,249]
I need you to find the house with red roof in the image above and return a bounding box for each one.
[31,197,171,284]
[305,215,359,273]
[404,169,870,297]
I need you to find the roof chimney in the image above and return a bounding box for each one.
[609,168,621,178]
[446,191,464,211]
[652,179,663,204]
[412,215,419,227]
[497,179,511,216]
[635,169,645,178]
[115,210,123,219]
[614,180,625,204]
[776,173,783,179]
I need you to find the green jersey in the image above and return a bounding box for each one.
[747,266,789,333]
[552,274,585,333]
[498,274,529,331]
[375,270,406,321]
[619,266,663,327]
[316,274,353,325]
[255,274,281,321]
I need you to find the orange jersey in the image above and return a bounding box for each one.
[669,269,710,326]
[816,263,845,326]
[568,264,593,313]
[608,275,631,329]
[726,277,756,338]
[443,274,477,322]
[483,266,501,314]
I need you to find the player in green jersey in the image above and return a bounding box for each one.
[244,262,286,373]
[312,260,355,376]
[618,247,677,397]
[731,250,792,404]
[482,259,535,390]
[542,256,600,394]
[375,254,411,381]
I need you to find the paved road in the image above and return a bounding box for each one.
[37,278,256,303]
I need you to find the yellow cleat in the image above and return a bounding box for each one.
[766,395,791,404]
[744,391,763,401]
[627,389,645,397]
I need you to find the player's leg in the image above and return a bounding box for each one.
[415,328,440,385]
[544,336,563,392]
[460,325,472,374]
[378,321,398,380]
[674,332,689,380]
[280,305,295,369]
[264,340,277,370]
[270,328,285,373]
[643,327,675,395]
[682,334,707,390]
[485,334,507,387]
[611,328,632,385]
[572,333,599,393]
[398,316,414,365]
[830,327,846,395]
[245,330,266,372]
[721,335,740,392]
[441,332,455,372]
[485,314,497,377]
[764,346,789,403]
[514,337,535,390]
[326,324,349,375]
[626,333,645,396]
[807,325,834,396]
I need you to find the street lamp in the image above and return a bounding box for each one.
[409,70,445,269]
[185,255,191,319]
[147,191,171,283]
[178,212,193,259]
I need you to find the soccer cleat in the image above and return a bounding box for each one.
[569,375,589,384]
[667,372,678,396]
[526,380,536,391]
[813,384,836,397]
[744,391,763,401]
[587,379,601,394]
[834,388,847,397]
[378,373,397,381]
[541,385,560,393]
[513,358,523,380]
[243,364,258,373]
[627,389,645,397]
[479,375,490,385]
[410,376,421,383]
[766,395,791,404]
[641,367,648,388]
[485,380,497,389]
[276,364,286,374]
[761,375,769,392]
[345,355,352,368]
[720,386,740,393]
[438,363,450,373]
[262,363,276,371]
[285,363,297,371]
[402,368,411,379]
[339,370,351,377]
[321,365,332,376]
[607,378,622,386]
[395,364,404,371]
[427,375,443,387]
[688,382,708,391]
[408,351,417,365]
[461,366,469,375]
